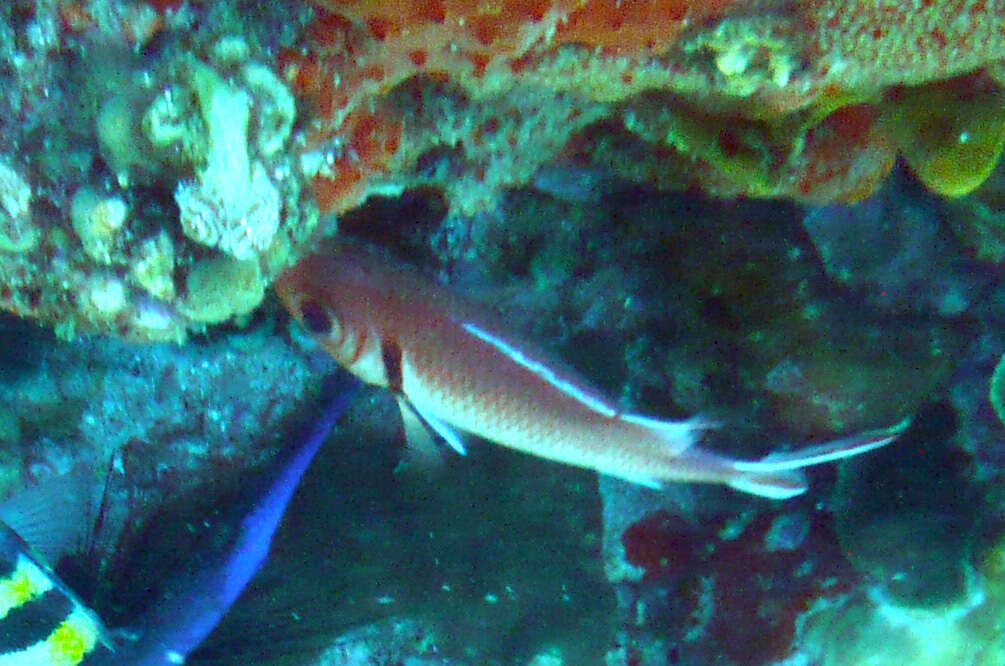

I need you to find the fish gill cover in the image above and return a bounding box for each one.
[0,1,1003,665]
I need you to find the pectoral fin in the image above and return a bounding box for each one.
[395,397,443,474]
[0,465,105,564]
[397,397,467,455]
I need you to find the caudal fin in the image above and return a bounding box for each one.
[726,418,910,499]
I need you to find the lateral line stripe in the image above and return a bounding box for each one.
[461,322,618,418]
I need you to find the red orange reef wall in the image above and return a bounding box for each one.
[284,0,1005,214]
[1,0,1004,340]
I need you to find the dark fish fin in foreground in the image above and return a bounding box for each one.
[727,418,912,498]
[0,467,117,659]
[93,373,360,666]
[0,465,104,565]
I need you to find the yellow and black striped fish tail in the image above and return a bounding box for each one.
[0,524,109,666]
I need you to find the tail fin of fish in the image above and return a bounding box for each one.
[727,418,911,499]
[726,468,809,499]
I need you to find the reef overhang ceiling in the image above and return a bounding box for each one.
[2,0,1004,342]
[281,0,1005,212]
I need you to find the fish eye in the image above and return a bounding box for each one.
[299,299,333,335]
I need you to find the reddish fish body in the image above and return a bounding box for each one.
[276,240,906,498]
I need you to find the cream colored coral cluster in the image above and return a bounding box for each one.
[173,49,293,261]
[0,159,38,253]
[0,29,316,341]
[68,34,314,337]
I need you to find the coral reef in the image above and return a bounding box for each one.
[0,159,38,253]
[617,506,855,665]
[0,312,338,568]
[5,1,1005,664]
[0,1,319,341]
[172,53,287,260]
[283,0,1005,217]
[788,513,1005,666]
[944,156,1005,263]
[831,405,980,609]
[801,168,986,316]
[3,0,1005,340]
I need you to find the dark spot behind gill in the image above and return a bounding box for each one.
[381,338,403,392]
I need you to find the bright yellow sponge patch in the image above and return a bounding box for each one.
[45,607,100,666]
[0,556,54,618]
[887,79,1005,198]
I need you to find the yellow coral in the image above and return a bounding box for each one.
[178,256,264,324]
[70,188,128,264]
[885,81,1005,197]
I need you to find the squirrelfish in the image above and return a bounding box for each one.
[276,240,907,499]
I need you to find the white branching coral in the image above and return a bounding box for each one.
[174,55,285,260]
[175,161,280,260]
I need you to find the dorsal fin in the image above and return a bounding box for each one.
[620,414,715,456]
